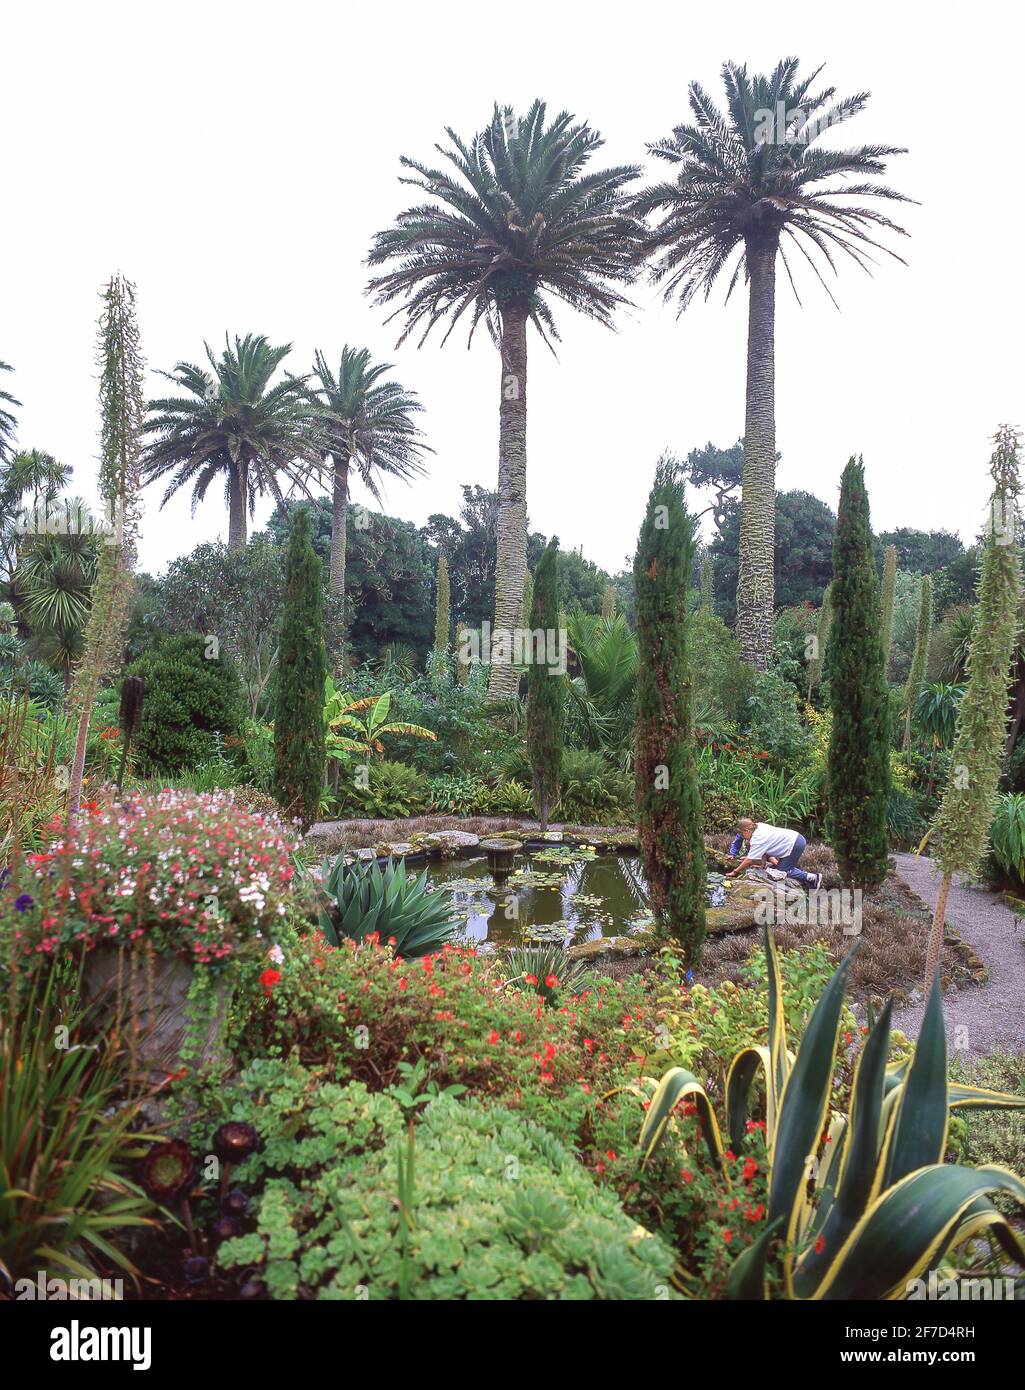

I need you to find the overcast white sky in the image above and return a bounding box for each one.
[3,0,1022,577]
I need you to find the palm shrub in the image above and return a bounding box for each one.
[634,457,706,959]
[274,508,327,831]
[526,538,563,829]
[638,930,1025,1300]
[826,458,890,889]
[317,855,458,958]
[565,609,638,754]
[929,429,1024,990]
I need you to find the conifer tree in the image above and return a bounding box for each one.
[826,458,890,890]
[926,428,1022,994]
[526,538,563,830]
[634,456,706,959]
[807,583,832,698]
[521,569,534,629]
[903,574,932,748]
[274,507,327,831]
[67,275,145,823]
[880,543,897,679]
[434,553,450,658]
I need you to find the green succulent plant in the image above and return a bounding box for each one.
[318,854,459,958]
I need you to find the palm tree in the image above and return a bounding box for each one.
[638,58,910,669]
[0,361,19,464]
[0,449,73,581]
[143,334,323,551]
[367,100,644,698]
[310,347,430,604]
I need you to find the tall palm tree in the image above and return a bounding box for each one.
[367,100,644,698]
[143,334,323,551]
[310,346,430,605]
[638,58,910,669]
[0,361,20,464]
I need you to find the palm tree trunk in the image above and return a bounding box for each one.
[227,464,247,552]
[488,302,529,700]
[737,239,777,670]
[330,453,349,601]
[924,870,951,997]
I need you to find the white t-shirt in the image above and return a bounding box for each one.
[746,823,799,862]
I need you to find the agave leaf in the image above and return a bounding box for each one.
[725,1216,785,1301]
[769,945,855,1229]
[815,1164,1025,1301]
[637,1068,725,1169]
[793,998,893,1297]
[764,925,790,1104]
[725,1047,773,1151]
[882,970,948,1190]
[946,1081,1025,1112]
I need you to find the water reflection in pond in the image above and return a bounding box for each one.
[428,848,653,949]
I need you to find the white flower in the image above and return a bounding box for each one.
[268,943,284,964]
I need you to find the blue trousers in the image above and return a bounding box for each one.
[775,834,815,885]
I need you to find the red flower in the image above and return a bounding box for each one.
[259,968,281,995]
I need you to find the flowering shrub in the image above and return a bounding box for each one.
[5,789,297,971]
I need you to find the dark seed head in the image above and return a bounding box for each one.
[239,1278,266,1300]
[211,1216,241,1242]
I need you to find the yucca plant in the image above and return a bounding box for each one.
[637,929,1025,1300]
[317,854,459,958]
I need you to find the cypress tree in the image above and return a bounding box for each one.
[807,583,832,698]
[634,456,706,960]
[826,458,890,890]
[434,553,450,658]
[926,428,1022,993]
[274,507,327,831]
[880,543,897,679]
[521,569,534,629]
[68,274,145,824]
[902,574,932,749]
[526,538,563,830]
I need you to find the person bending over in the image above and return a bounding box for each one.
[726,817,822,889]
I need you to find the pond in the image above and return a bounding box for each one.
[428,843,726,949]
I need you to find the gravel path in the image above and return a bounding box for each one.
[893,853,1025,1057]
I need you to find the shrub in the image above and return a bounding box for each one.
[335,760,429,819]
[216,1063,679,1300]
[990,792,1025,886]
[0,658,65,711]
[6,789,296,972]
[426,774,533,817]
[556,748,634,824]
[744,669,812,767]
[126,634,246,774]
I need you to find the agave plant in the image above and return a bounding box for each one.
[318,854,458,958]
[324,679,436,762]
[501,944,596,1006]
[637,929,1025,1300]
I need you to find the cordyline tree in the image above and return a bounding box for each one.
[273,507,327,831]
[880,543,897,679]
[903,574,932,749]
[927,428,1023,995]
[634,457,706,959]
[826,458,890,890]
[526,538,563,831]
[637,58,909,669]
[67,275,145,824]
[367,100,644,698]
